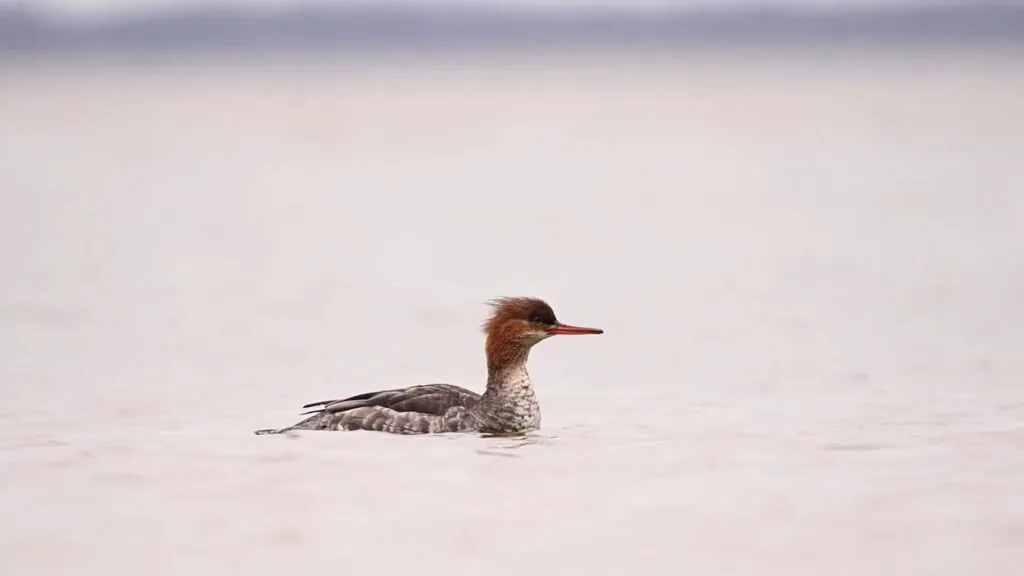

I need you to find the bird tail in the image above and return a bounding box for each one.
[253,413,322,436]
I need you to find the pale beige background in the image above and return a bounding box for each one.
[1,49,1023,575]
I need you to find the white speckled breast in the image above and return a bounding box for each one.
[477,363,542,433]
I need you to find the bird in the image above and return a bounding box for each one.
[254,296,603,436]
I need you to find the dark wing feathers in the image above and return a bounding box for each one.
[299,383,480,417]
[301,388,388,409]
[256,383,483,435]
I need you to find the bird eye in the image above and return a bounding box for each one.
[529,311,556,325]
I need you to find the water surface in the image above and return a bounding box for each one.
[1,49,1023,575]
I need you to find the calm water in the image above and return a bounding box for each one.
[1,49,1023,575]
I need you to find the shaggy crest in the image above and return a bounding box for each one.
[482,296,558,335]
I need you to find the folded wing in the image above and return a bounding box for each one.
[300,383,481,416]
[256,383,482,435]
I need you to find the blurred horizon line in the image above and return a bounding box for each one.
[1,2,1023,54]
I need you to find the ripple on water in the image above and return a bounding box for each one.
[470,431,560,458]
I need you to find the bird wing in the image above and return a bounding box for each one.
[299,383,481,417]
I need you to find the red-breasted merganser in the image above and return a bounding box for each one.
[255,297,602,435]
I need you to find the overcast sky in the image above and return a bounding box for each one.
[2,0,965,21]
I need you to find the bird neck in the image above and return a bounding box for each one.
[484,358,533,397]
